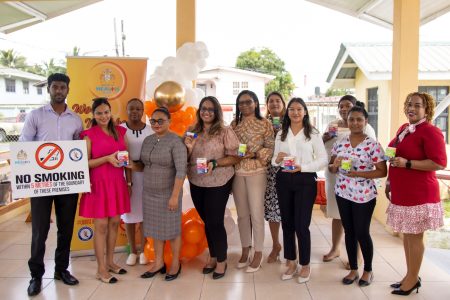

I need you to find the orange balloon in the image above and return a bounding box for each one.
[144,100,157,117]
[182,219,205,244]
[171,110,184,123]
[163,250,173,269]
[146,237,154,248]
[181,212,190,226]
[200,236,208,249]
[170,122,187,136]
[180,242,198,259]
[182,113,194,126]
[185,106,196,118]
[184,208,201,221]
[143,242,155,261]
[164,241,172,253]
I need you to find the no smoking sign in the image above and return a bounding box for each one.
[35,143,65,170]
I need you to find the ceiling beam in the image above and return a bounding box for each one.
[356,0,385,17]
[421,4,450,25]
[5,1,47,20]
[0,17,41,33]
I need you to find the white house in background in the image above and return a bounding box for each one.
[326,42,450,146]
[196,66,275,124]
[0,67,47,118]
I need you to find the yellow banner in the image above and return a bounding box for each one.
[67,56,147,127]
[67,57,147,253]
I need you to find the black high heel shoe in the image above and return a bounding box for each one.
[390,276,421,289]
[212,263,227,280]
[391,280,421,296]
[202,264,216,274]
[165,263,182,281]
[140,264,166,278]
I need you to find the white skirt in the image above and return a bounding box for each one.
[121,171,144,224]
[324,169,340,219]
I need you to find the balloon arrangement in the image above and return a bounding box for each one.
[143,208,208,267]
[144,41,210,135]
[144,81,197,136]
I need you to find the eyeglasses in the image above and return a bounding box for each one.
[150,119,167,125]
[200,107,215,114]
[238,100,254,106]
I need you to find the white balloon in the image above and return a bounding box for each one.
[197,59,207,70]
[146,77,163,99]
[184,88,197,106]
[171,73,189,88]
[162,56,177,68]
[178,62,199,81]
[194,41,207,51]
[177,43,194,61]
[224,216,236,235]
[154,66,166,77]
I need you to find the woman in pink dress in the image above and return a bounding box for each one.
[80,98,131,284]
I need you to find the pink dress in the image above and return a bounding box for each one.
[79,125,130,218]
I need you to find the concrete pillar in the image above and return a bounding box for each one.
[176,0,196,49]
[374,0,420,227]
[390,0,420,137]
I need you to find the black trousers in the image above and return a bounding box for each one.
[189,177,233,262]
[28,193,78,278]
[276,171,317,265]
[336,195,376,272]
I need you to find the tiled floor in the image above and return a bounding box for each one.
[1,208,449,300]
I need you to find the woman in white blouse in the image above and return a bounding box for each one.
[272,98,327,283]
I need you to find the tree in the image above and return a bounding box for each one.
[71,46,81,56]
[325,88,353,97]
[0,49,27,69]
[26,64,45,76]
[42,58,66,76]
[235,47,295,99]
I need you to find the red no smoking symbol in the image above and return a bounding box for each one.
[35,143,64,170]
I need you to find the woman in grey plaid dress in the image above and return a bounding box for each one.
[140,107,187,281]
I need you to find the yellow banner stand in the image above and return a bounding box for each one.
[67,57,147,255]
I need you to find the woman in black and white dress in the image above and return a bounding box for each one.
[121,98,153,266]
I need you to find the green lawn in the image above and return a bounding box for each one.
[444,200,450,218]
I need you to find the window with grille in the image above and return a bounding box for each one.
[367,87,378,136]
[5,79,16,93]
[23,81,29,94]
[418,86,449,142]
[37,87,43,95]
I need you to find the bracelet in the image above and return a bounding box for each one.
[209,159,217,170]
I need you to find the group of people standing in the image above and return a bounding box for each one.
[21,73,446,297]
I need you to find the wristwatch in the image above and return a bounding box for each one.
[405,160,412,169]
[127,182,133,187]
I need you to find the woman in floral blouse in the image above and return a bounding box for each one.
[231,90,274,273]
[328,105,387,287]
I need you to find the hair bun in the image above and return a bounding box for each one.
[355,101,365,109]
